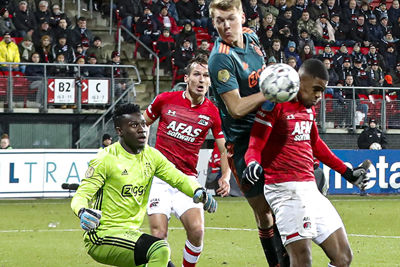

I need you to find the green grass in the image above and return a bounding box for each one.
[0,196,399,266]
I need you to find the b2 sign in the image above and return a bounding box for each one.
[47,79,76,104]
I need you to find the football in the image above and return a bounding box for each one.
[259,63,300,103]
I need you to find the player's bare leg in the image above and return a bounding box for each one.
[285,239,312,267]
[319,228,353,267]
[180,208,204,267]
[247,194,283,267]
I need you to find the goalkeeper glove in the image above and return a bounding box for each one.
[193,188,217,213]
[342,166,370,190]
[78,208,102,231]
[242,161,264,185]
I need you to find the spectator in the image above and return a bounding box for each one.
[258,25,276,52]
[318,44,335,61]
[353,58,373,90]
[18,34,35,66]
[0,133,12,149]
[382,43,398,73]
[195,39,210,57]
[155,0,179,23]
[315,13,335,46]
[292,0,307,21]
[37,34,53,63]
[374,2,388,23]
[299,43,315,62]
[172,39,194,79]
[326,0,341,18]
[138,0,157,16]
[276,23,294,48]
[12,0,36,37]
[367,60,385,87]
[49,53,72,77]
[379,15,392,34]
[32,18,54,47]
[276,8,295,34]
[117,0,141,42]
[350,14,371,48]
[193,0,211,29]
[297,9,321,42]
[50,4,71,28]
[330,12,351,46]
[367,14,384,46]
[358,118,387,149]
[379,31,399,52]
[0,32,21,71]
[342,0,360,24]
[24,52,44,105]
[86,54,104,78]
[337,57,353,82]
[365,44,385,70]
[266,38,286,63]
[106,51,129,99]
[350,42,367,66]
[284,40,301,68]
[8,0,36,14]
[297,29,316,54]
[86,36,107,64]
[34,0,54,26]
[287,55,298,70]
[333,74,354,128]
[332,43,350,69]
[0,7,17,36]
[308,0,329,21]
[52,33,75,63]
[275,0,289,14]
[261,12,276,31]
[100,133,112,148]
[136,6,161,59]
[323,58,339,93]
[360,1,374,20]
[176,0,195,26]
[74,43,85,58]
[155,6,179,36]
[388,0,400,26]
[68,17,93,48]
[259,0,279,19]
[154,27,176,74]
[313,157,328,196]
[74,55,89,78]
[175,22,197,50]
[392,15,400,39]
[53,18,69,42]
[390,61,400,87]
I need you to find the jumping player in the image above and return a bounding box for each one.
[71,103,217,267]
[144,55,231,267]
[208,0,286,266]
[243,59,370,267]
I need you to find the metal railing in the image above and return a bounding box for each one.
[0,62,141,113]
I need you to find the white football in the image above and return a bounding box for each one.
[259,63,300,103]
[369,142,382,150]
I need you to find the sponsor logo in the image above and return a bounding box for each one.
[248,65,266,88]
[303,216,312,230]
[292,121,312,141]
[167,109,176,116]
[287,114,295,120]
[85,166,94,178]
[198,114,210,120]
[149,198,160,208]
[166,121,203,143]
[218,69,230,83]
[198,119,208,126]
[121,169,128,175]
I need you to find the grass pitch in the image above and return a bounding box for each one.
[0,196,399,267]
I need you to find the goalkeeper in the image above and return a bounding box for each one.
[71,103,216,267]
[243,59,370,267]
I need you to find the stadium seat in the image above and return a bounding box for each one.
[2,71,34,108]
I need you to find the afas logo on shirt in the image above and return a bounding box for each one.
[166,121,203,143]
[291,121,312,141]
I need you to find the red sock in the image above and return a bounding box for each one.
[182,240,202,267]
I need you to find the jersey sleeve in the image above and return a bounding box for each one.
[145,93,165,121]
[210,106,224,139]
[71,155,107,216]
[311,121,348,174]
[152,149,202,197]
[245,102,278,164]
[209,53,239,95]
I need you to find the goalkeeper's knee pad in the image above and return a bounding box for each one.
[134,233,170,266]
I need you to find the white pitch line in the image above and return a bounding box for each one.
[0,227,399,239]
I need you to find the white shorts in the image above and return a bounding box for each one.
[147,176,203,219]
[264,181,344,246]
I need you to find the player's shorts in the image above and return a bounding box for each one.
[226,142,264,198]
[264,181,344,246]
[147,177,203,219]
[84,228,169,266]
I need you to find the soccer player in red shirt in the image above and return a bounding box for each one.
[144,55,231,267]
[243,59,370,267]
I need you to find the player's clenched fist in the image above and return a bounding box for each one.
[193,188,217,213]
[78,208,102,231]
[242,161,264,185]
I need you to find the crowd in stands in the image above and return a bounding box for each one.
[0,0,400,94]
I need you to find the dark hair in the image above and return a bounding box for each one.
[299,59,328,81]
[184,54,208,75]
[102,133,112,141]
[113,103,141,127]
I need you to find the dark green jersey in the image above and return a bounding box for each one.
[71,142,201,231]
[209,28,266,144]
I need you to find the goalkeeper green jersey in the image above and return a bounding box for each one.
[71,142,201,231]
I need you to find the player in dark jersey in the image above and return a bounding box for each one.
[144,55,231,267]
[208,0,286,266]
[243,59,370,266]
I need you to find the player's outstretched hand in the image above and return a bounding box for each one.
[343,160,371,190]
[78,208,102,231]
[216,177,230,197]
[193,188,217,213]
[242,161,264,185]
